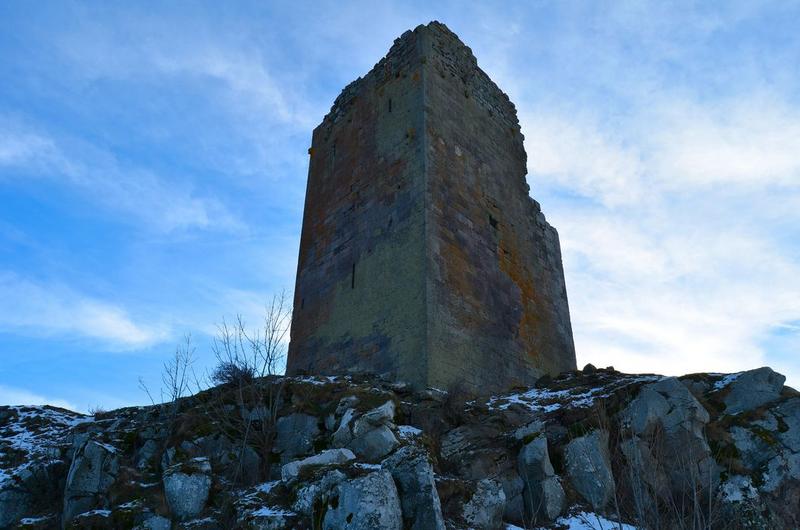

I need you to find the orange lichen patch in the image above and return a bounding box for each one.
[497,224,547,365]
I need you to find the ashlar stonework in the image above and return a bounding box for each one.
[287,22,576,392]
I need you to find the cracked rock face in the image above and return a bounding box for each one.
[322,470,403,530]
[565,429,615,510]
[63,439,120,524]
[162,457,212,520]
[722,367,786,415]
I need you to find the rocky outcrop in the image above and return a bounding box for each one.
[322,470,402,530]
[565,430,615,510]
[1,368,799,529]
[162,457,212,520]
[63,439,120,523]
[280,448,356,481]
[720,367,786,414]
[384,445,445,530]
[517,434,565,521]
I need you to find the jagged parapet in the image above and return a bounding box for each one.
[287,22,576,392]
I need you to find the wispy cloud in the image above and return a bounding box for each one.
[0,120,242,233]
[0,271,169,348]
[0,384,76,410]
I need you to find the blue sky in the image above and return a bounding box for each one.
[1,1,799,411]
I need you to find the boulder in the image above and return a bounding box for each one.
[517,435,564,521]
[565,429,615,510]
[462,478,506,530]
[349,424,399,463]
[722,368,785,414]
[274,413,320,460]
[163,457,213,520]
[135,439,160,470]
[351,401,396,436]
[292,469,347,515]
[322,470,402,530]
[63,440,120,524]
[139,514,172,530]
[621,377,716,496]
[383,445,445,530]
[281,448,356,481]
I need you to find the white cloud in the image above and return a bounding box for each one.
[650,95,800,188]
[522,112,645,206]
[0,272,168,348]
[0,121,242,233]
[0,384,77,411]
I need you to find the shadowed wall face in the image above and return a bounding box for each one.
[288,22,576,392]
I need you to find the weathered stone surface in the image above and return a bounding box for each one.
[322,470,402,530]
[348,424,399,462]
[383,445,445,530]
[722,367,786,414]
[774,397,800,452]
[564,429,615,510]
[286,21,576,393]
[140,514,172,530]
[63,439,120,523]
[462,478,506,530]
[280,448,356,482]
[292,469,347,515]
[274,413,319,460]
[352,401,395,436]
[163,457,213,520]
[621,377,716,497]
[517,435,564,521]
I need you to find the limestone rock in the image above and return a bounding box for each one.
[722,368,785,414]
[517,434,564,521]
[349,424,399,462]
[773,397,800,452]
[565,429,615,510]
[292,469,347,516]
[322,470,402,530]
[383,445,445,530]
[281,448,356,482]
[274,413,320,460]
[63,439,120,523]
[163,457,213,520]
[140,514,172,530]
[352,400,396,436]
[462,478,506,530]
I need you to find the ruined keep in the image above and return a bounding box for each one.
[287,22,576,392]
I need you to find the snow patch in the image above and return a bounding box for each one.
[397,425,422,439]
[721,475,758,502]
[251,506,295,517]
[713,373,742,391]
[550,511,639,529]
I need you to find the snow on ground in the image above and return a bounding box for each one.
[713,372,742,390]
[1,405,92,486]
[488,374,662,413]
[528,511,639,529]
[251,506,295,517]
[397,425,422,440]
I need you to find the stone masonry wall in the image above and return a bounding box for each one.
[420,23,576,390]
[288,22,576,392]
[287,29,430,385]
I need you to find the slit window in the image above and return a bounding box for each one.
[388,98,392,113]
[351,263,356,289]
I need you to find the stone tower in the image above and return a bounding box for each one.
[287,22,576,392]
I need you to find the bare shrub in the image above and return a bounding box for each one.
[200,290,292,484]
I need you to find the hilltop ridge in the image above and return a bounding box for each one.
[1,365,798,528]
